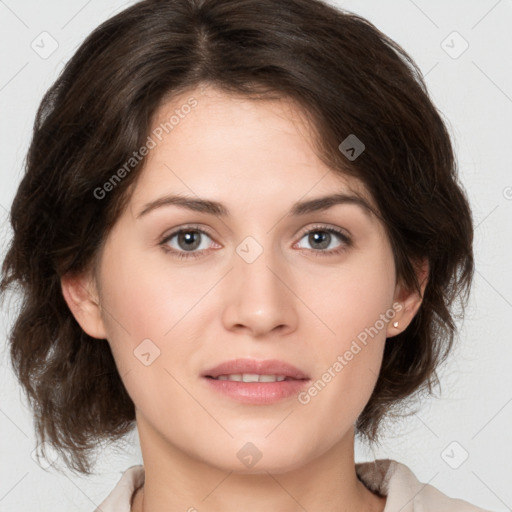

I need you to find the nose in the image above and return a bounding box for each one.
[221,244,299,338]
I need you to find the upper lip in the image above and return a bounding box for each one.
[203,358,310,380]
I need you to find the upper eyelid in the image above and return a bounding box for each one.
[161,223,215,241]
[298,223,351,238]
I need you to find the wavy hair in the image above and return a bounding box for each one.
[1,0,474,473]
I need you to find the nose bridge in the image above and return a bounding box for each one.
[237,239,280,295]
[221,234,298,336]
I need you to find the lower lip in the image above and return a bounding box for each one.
[203,377,310,404]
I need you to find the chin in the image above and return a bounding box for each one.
[199,436,313,475]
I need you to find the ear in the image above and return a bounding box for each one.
[61,270,107,339]
[386,258,429,338]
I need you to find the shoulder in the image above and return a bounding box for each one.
[355,459,492,512]
[95,465,145,512]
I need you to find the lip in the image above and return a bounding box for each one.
[202,358,310,405]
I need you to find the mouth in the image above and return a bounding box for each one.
[202,358,310,404]
[202,358,310,381]
[206,374,294,382]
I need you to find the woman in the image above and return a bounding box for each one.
[0,0,490,510]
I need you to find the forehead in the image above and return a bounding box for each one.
[128,85,378,216]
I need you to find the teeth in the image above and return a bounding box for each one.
[259,374,282,382]
[214,374,287,382]
[242,373,260,382]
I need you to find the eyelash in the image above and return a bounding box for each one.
[159,223,352,260]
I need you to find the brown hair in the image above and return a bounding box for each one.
[1,0,473,474]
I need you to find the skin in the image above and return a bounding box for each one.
[62,85,427,512]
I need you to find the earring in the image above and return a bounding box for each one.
[393,321,399,328]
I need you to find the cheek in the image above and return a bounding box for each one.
[295,247,395,420]
[306,245,396,348]
[96,246,218,406]
[98,244,209,340]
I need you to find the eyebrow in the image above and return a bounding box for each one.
[137,192,376,219]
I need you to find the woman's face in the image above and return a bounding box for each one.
[80,86,406,473]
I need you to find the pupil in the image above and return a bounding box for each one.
[179,231,200,251]
[310,231,330,249]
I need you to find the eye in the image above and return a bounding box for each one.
[294,225,351,256]
[159,226,218,259]
[159,224,352,260]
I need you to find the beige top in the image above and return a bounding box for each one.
[95,459,492,511]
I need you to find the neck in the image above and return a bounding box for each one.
[131,417,386,512]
